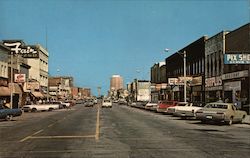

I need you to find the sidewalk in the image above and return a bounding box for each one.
[243,115,250,124]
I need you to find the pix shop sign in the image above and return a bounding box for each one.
[3,41,39,58]
[224,54,250,64]
[15,74,26,83]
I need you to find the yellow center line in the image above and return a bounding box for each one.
[95,104,100,140]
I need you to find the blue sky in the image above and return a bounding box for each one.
[0,0,249,95]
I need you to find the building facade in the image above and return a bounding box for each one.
[27,44,49,94]
[0,43,10,105]
[205,31,229,102]
[48,76,73,100]
[223,23,250,111]
[166,36,207,102]
[110,75,123,91]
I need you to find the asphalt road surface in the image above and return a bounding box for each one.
[0,104,250,158]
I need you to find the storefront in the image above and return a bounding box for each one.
[205,76,223,103]
[222,70,249,109]
[190,76,204,103]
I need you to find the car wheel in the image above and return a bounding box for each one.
[240,115,246,124]
[31,108,37,112]
[226,117,233,125]
[201,120,206,124]
[5,115,13,121]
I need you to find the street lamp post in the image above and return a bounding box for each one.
[183,51,187,103]
[10,52,13,109]
[164,49,187,102]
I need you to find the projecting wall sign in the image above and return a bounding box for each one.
[224,54,250,64]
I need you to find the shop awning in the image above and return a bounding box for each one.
[9,83,23,94]
[32,92,44,98]
[0,87,11,96]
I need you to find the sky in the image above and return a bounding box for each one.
[0,0,249,95]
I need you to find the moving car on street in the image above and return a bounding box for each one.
[102,99,112,108]
[0,105,22,121]
[196,102,247,125]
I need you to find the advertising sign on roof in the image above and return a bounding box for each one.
[224,54,250,64]
[3,41,39,58]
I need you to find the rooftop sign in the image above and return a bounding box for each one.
[3,41,39,58]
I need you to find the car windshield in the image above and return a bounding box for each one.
[205,104,228,109]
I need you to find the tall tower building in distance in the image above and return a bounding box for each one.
[110,75,123,91]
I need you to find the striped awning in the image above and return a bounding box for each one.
[0,87,11,96]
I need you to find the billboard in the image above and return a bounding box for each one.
[3,41,39,58]
[224,54,250,64]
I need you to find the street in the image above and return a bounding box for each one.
[0,104,250,158]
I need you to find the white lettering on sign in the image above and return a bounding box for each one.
[225,54,250,64]
[4,42,22,54]
[4,42,38,55]
[205,76,222,87]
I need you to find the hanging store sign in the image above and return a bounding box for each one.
[190,76,202,86]
[168,78,178,85]
[224,54,250,64]
[3,41,39,58]
[26,82,40,90]
[14,74,26,83]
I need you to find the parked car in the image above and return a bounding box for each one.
[165,102,190,115]
[156,100,178,113]
[23,103,60,112]
[0,105,22,121]
[135,101,147,109]
[145,102,158,110]
[102,99,112,108]
[173,102,204,118]
[196,102,247,125]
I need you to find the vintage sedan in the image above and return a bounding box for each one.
[165,102,190,115]
[196,102,247,125]
[156,100,178,113]
[145,102,158,110]
[173,102,204,118]
[0,106,22,121]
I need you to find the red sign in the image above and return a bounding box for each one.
[15,74,26,83]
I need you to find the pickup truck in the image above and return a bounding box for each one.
[22,103,60,112]
[0,106,22,121]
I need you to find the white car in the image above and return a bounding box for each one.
[23,103,60,112]
[165,102,190,114]
[102,100,112,108]
[173,103,204,118]
[145,102,158,110]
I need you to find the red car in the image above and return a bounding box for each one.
[156,101,178,113]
